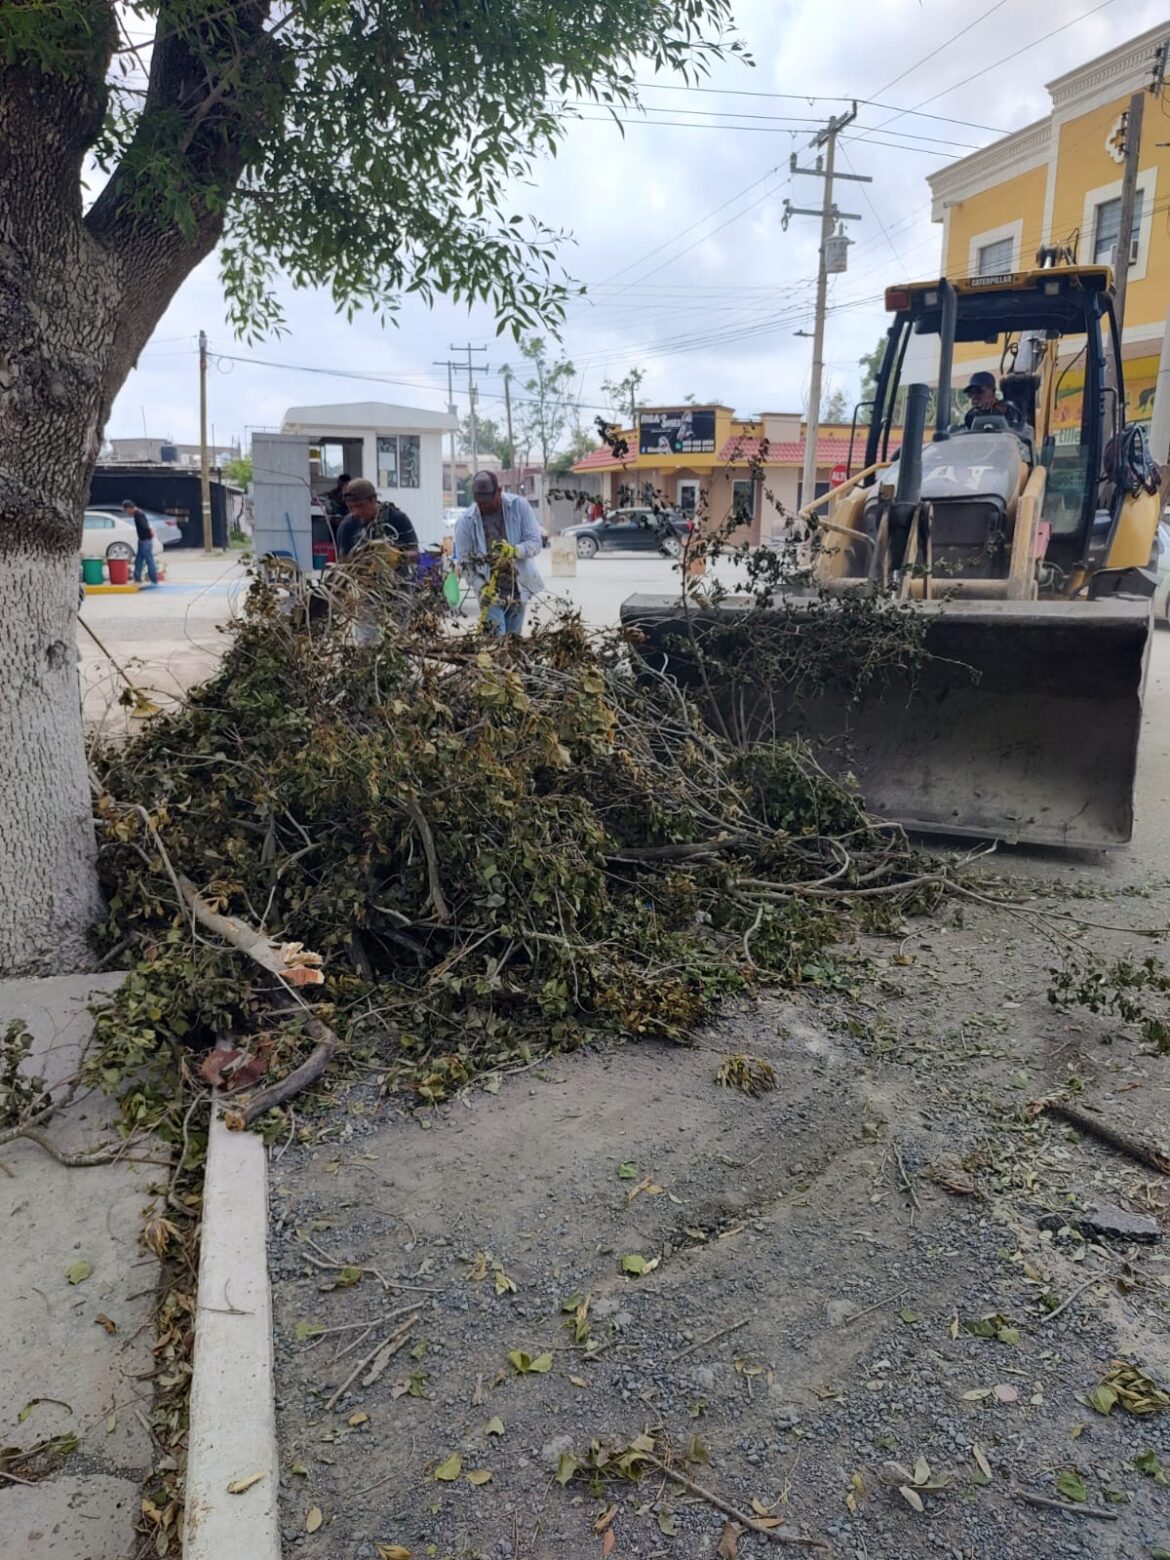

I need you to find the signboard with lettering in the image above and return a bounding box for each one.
[639,409,716,456]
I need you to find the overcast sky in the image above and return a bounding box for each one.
[109,0,1170,452]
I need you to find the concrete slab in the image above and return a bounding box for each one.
[0,976,158,1560]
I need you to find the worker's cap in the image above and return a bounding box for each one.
[121,498,136,507]
[963,371,997,394]
[343,479,377,502]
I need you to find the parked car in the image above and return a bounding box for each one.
[87,504,183,547]
[82,510,162,564]
[1155,519,1170,626]
[562,507,693,560]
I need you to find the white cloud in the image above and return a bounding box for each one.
[109,0,1170,447]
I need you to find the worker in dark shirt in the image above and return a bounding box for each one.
[336,479,419,560]
[122,498,158,584]
[324,473,351,518]
[963,371,1021,429]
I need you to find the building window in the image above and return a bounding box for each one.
[976,236,1014,276]
[315,441,348,479]
[376,434,421,489]
[731,479,754,522]
[1093,190,1144,267]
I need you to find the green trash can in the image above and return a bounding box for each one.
[81,557,105,586]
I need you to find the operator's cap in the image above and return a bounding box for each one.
[963,371,997,394]
[343,478,377,502]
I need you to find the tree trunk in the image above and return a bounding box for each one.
[0,553,104,971]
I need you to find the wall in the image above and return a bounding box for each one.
[88,466,230,547]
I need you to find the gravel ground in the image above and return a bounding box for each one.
[266,875,1170,1560]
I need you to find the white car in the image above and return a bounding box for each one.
[82,510,162,564]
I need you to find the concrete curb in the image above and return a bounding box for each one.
[183,1108,280,1559]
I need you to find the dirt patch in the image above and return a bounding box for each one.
[269,886,1170,1560]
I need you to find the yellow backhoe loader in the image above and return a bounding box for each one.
[622,265,1162,848]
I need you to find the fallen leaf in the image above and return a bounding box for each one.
[1086,1384,1117,1416]
[94,1313,117,1335]
[962,1388,992,1400]
[482,1074,501,1094]
[657,1508,679,1536]
[295,1320,324,1343]
[1135,1450,1169,1485]
[333,1266,362,1289]
[593,1504,618,1533]
[376,1548,412,1560]
[973,1445,992,1480]
[993,1384,1018,1404]
[899,1485,925,1513]
[467,1469,493,1486]
[1056,1469,1087,1503]
[717,1521,743,1559]
[484,1416,505,1436]
[306,1506,323,1533]
[569,1374,588,1388]
[913,1456,932,1487]
[898,1308,918,1325]
[684,1434,710,1465]
[555,1452,579,1486]
[226,1472,265,1494]
[601,1529,616,1557]
[434,1453,462,1482]
[290,1463,308,1477]
[621,1253,649,1276]
[618,1161,637,1179]
[1070,1423,1084,1439]
[65,1261,92,1286]
[347,1411,368,1428]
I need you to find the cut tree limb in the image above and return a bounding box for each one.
[1039,1099,1170,1177]
[401,797,450,923]
[176,875,338,1128]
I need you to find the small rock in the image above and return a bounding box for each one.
[541,1434,574,1468]
[826,1298,855,1328]
[1078,1202,1161,1244]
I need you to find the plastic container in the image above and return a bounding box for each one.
[81,557,105,586]
[106,557,130,585]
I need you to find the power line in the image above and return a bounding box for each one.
[631,80,1008,135]
[869,0,1014,100]
[569,99,983,149]
[872,0,1122,133]
[566,112,961,153]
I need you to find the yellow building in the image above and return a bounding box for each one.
[928,21,1170,427]
[571,406,860,543]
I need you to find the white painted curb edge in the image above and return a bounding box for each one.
[183,1109,280,1559]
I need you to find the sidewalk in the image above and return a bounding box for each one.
[0,976,159,1560]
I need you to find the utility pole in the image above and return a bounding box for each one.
[450,343,488,468]
[199,330,213,550]
[433,358,460,503]
[783,105,868,508]
[502,365,515,471]
[1113,91,1146,341]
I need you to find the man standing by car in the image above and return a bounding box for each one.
[122,498,158,584]
[454,471,543,636]
[336,479,419,560]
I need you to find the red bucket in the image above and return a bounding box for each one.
[107,557,130,585]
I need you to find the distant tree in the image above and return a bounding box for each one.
[554,421,601,472]
[821,385,849,423]
[601,366,646,426]
[223,455,252,487]
[519,338,577,495]
[858,336,887,418]
[458,414,511,465]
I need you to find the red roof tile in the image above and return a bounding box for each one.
[571,445,630,470]
[717,434,858,466]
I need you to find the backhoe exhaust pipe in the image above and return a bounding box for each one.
[890,381,929,568]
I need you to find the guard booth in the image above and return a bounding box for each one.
[250,433,315,570]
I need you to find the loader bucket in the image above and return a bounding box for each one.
[621,594,1151,849]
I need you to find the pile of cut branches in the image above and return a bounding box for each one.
[90,575,941,1120]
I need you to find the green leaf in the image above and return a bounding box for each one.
[1135,1451,1168,1485]
[65,1262,92,1286]
[530,1352,554,1373]
[433,1452,462,1482]
[1055,1469,1087,1503]
[334,1266,362,1288]
[554,1451,578,1486]
[484,1416,505,1437]
[618,1162,637,1179]
[657,1508,679,1536]
[1086,1385,1117,1415]
[295,1321,324,1342]
[898,1308,918,1325]
[621,1253,648,1276]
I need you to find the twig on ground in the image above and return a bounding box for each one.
[648,1460,830,1549]
[672,1317,750,1362]
[893,1141,922,1214]
[1039,1276,1102,1326]
[1015,1491,1119,1520]
[324,1318,416,1412]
